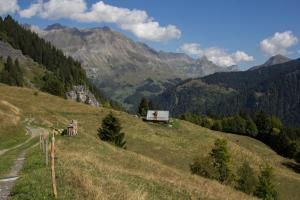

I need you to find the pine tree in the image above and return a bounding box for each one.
[138,97,150,116]
[210,139,233,183]
[97,112,126,148]
[14,59,24,86]
[255,165,278,200]
[1,57,24,86]
[237,161,257,195]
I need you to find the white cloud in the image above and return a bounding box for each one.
[19,0,181,42]
[27,24,46,35]
[260,31,298,56]
[20,0,86,19]
[180,43,254,67]
[0,0,19,15]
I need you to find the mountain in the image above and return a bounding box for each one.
[154,58,300,127]
[248,54,291,71]
[38,23,237,110]
[0,16,104,107]
[1,85,300,200]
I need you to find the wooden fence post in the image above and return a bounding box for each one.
[45,138,48,166]
[39,133,42,149]
[51,131,58,198]
[42,136,45,153]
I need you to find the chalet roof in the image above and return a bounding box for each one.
[146,110,169,121]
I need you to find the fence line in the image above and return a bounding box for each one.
[40,130,57,198]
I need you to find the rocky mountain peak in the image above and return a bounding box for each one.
[263,54,291,67]
[45,23,67,31]
[248,54,291,71]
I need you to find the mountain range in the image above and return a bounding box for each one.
[33,23,238,110]
[154,55,300,126]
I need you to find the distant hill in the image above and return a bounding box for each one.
[36,23,238,110]
[155,58,300,127]
[248,54,291,71]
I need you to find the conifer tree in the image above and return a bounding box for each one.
[255,165,278,200]
[210,139,233,183]
[98,112,126,148]
[138,97,152,116]
[237,161,257,194]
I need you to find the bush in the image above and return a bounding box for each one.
[245,118,258,137]
[97,112,126,148]
[255,165,278,200]
[190,157,218,179]
[212,120,223,131]
[201,117,214,129]
[236,161,257,195]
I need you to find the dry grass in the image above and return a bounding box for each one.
[0,85,299,200]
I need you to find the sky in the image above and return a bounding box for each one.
[1,0,300,69]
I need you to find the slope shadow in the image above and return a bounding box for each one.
[282,161,300,174]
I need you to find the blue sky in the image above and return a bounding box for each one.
[1,0,300,69]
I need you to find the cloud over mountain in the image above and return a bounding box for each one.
[260,31,298,56]
[19,0,181,42]
[180,43,254,67]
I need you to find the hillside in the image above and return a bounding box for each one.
[0,16,104,106]
[35,23,237,110]
[155,58,300,127]
[1,85,300,199]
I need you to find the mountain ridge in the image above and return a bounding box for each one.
[248,54,291,71]
[35,23,238,109]
[154,57,300,126]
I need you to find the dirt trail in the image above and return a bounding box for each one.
[0,152,25,200]
[0,126,41,156]
[0,127,46,200]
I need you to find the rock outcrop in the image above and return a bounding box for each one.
[66,85,100,107]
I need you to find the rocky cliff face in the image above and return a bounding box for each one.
[66,85,100,107]
[0,41,26,62]
[37,24,237,110]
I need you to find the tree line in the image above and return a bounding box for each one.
[0,56,24,86]
[180,112,300,164]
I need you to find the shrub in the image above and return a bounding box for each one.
[190,156,218,179]
[201,117,214,129]
[212,120,223,131]
[97,112,126,149]
[245,118,258,137]
[236,161,257,195]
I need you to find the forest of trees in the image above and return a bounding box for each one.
[181,112,300,163]
[0,15,108,102]
[0,56,24,86]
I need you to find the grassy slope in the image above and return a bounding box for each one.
[0,85,299,199]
